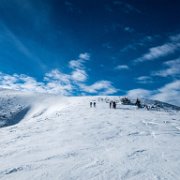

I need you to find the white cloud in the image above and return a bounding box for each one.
[0,53,118,96]
[157,80,180,91]
[134,33,180,63]
[44,69,73,95]
[79,81,118,95]
[169,33,180,42]
[152,58,180,77]
[152,80,180,106]
[71,69,87,82]
[79,53,90,60]
[69,52,90,69]
[115,65,129,70]
[0,72,47,94]
[124,26,134,33]
[69,53,90,82]
[0,71,73,95]
[46,82,72,95]
[69,60,82,69]
[136,76,153,84]
[125,80,180,106]
[126,89,152,99]
[135,43,179,63]
[44,69,71,84]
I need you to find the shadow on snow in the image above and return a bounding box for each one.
[0,107,30,128]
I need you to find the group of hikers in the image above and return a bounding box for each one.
[90,101,117,109]
[90,102,96,108]
[89,97,157,111]
[109,101,117,109]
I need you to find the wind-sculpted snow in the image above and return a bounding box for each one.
[0,90,31,127]
[0,90,180,180]
[1,107,30,128]
[0,89,68,127]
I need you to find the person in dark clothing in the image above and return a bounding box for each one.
[109,101,112,108]
[135,98,141,108]
[90,102,92,108]
[113,101,116,109]
[93,102,96,108]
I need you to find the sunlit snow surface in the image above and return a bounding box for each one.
[0,90,180,180]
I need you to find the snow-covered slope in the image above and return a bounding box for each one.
[0,90,180,180]
[0,89,69,128]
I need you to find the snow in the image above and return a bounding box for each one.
[0,90,180,180]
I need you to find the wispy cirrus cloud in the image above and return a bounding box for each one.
[105,1,141,15]
[134,33,180,63]
[136,76,153,84]
[0,22,46,70]
[115,65,129,70]
[113,1,141,14]
[120,35,154,53]
[134,43,179,63]
[124,26,134,33]
[152,58,180,77]
[169,33,180,42]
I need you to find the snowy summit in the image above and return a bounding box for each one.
[0,89,180,180]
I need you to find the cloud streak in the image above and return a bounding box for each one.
[152,58,180,77]
[134,33,180,63]
[113,1,141,14]
[115,65,129,70]
[136,76,153,84]
[0,22,46,70]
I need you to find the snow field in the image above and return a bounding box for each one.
[0,92,180,179]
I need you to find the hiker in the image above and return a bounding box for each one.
[135,98,141,108]
[93,102,96,108]
[90,102,92,108]
[109,101,112,108]
[113,101,116,109]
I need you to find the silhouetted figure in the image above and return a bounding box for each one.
[93,102,96,108]
[109,101,112,108]
[90,102,92,108]
[113,101,116,109]
[135,98,141,108]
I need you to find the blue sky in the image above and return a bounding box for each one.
[0,0,180,105]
